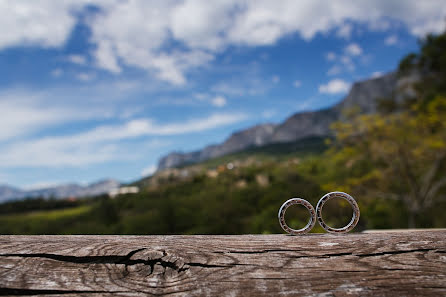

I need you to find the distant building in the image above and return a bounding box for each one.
[217,165,226,173]
[206,169,219,178]
[108,186,140,198]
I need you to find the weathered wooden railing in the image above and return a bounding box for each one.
[0,231,445,296]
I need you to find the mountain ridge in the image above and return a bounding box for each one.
[157,71,408,170]
[0,179,120,203]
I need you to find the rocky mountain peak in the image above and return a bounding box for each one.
[334,72,398,114]
[157,123,277,170]
[156,71,415,171]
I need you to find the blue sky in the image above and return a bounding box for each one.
[0,0,445,188]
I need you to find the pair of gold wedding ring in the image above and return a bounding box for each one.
[278,191,360,234]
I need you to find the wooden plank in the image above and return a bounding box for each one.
[0,232,445,296]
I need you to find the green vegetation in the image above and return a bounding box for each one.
[0,197,83,215]
[0,31,445,235]
[0,205,92,234]
[0,152,330,235]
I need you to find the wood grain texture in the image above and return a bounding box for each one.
[0,232,445,296]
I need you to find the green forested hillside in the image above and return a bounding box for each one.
[1,31,445,235]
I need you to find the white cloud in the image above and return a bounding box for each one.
[325,52,336,61]
[0,171,10,182]
[88,1,214,85]
[340,55,355,71]
[194,93,208,101]
[51,68,63,77]
[262,110,276,119]
[94,39,121,74]
[327,65,342,76]
[1,1,445,85]
[345,43,363,56]
[170,0,234,51]
[211,95,227,107]
[372,71,384,78]
[211,73,271,97]
[293,80,302,88]
[67,54,87,65]
[141,165,157,177]
[0,82,168,143]
[0,1,81,49]
[153,113,246,135]
[326,43,362,76]
[0,112,247,168]
[0,89,104,141]
[336,23,353,39]
[23,181,61,191]
[119,107,140,120]
[319,79,351,94]
[76,72,96,82]
[385,35,398,46]
[0,140,121,168]
[58,113,247,141]
[296,96,317,112]
[327,53,356,75]
[212,82,245,96]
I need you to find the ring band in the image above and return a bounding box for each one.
[278,198,316,235]
[316,191,360,233]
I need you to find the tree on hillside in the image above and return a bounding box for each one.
[328,96,446,227]
[323,31,446,228]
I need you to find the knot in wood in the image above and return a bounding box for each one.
[125,249,188,279]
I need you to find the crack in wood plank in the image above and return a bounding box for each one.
[0,248,147,265]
